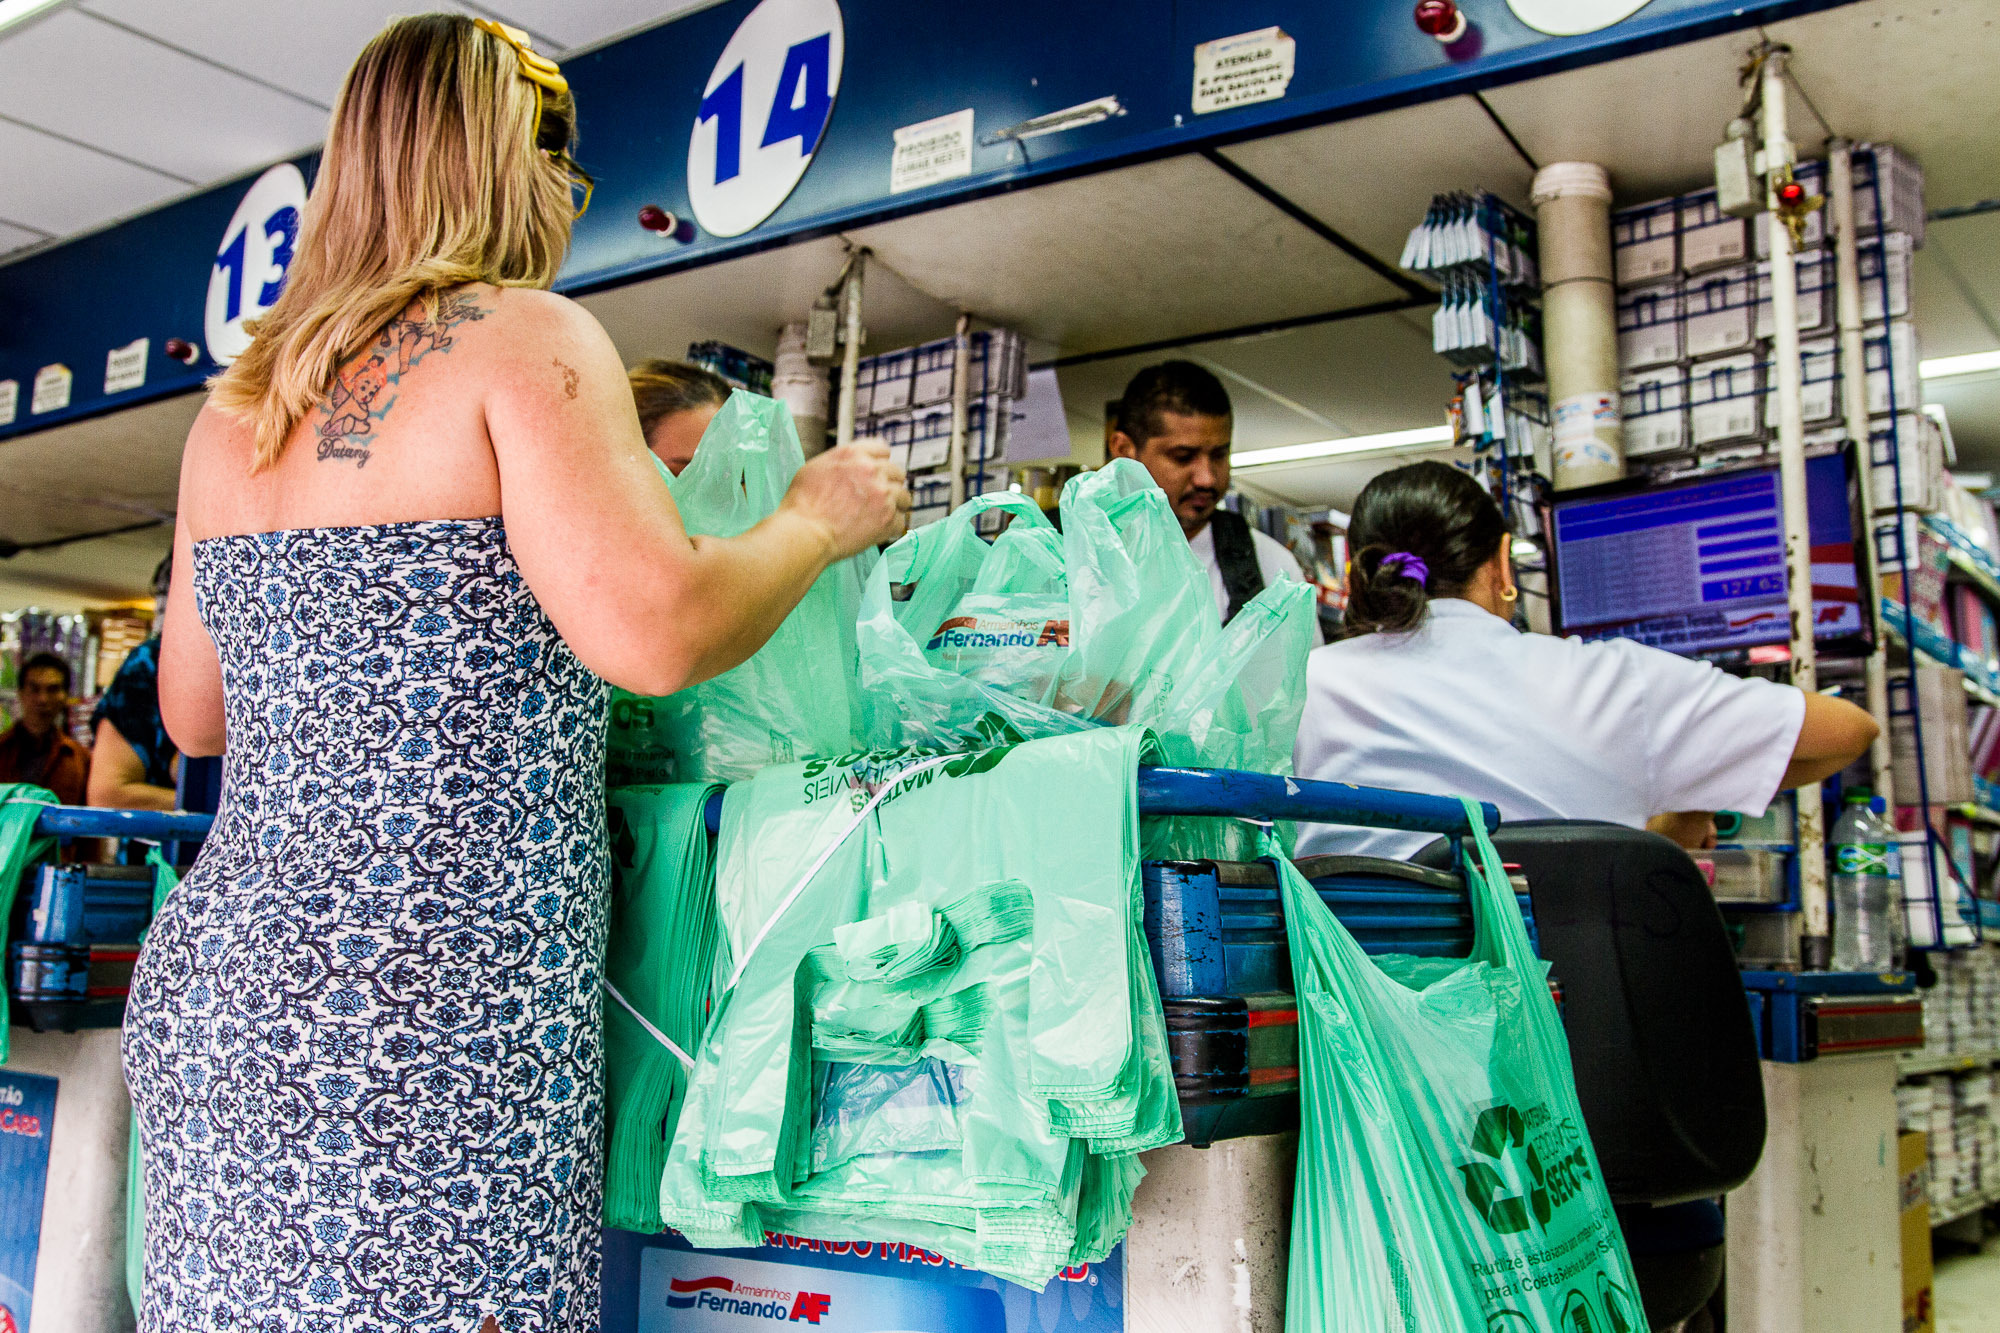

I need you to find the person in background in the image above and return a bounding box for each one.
[1293,461,1880,859]
[1106,360,1323,645]
[628,358,732,476]
[88,552,177,811]
[0,651,89,804]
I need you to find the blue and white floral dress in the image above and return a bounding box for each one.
[123,518,609,1332]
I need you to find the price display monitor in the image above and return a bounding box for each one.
[1550,451,1866,660]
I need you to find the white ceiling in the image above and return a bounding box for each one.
[6,0,2000,600]
[0,0,714,257]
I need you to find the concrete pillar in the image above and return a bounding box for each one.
[1725,1054,1901,1332]
[1124,1131,1294,1333]
[4,1030,135,1333]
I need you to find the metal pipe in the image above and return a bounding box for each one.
[35,806,217,841]
[1530,162,1623,490]
[1828,139,1897,812]
[832,249,868,451]
[1760,49,1830,966]
[947,312,972,510]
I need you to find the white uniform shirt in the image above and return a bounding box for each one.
[1292,598,1807,860]
[1189,521,1326,646]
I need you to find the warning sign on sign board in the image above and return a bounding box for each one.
[1191,27,1295,115]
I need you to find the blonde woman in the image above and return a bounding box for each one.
[126,14,906,1331]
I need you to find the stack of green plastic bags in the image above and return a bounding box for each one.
[601,783,725,1232]
[598,403,1318,1286]
[655,726,1179,1287]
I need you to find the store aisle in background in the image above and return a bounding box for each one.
[1935,1237,2000,1332]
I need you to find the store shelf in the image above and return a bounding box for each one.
[1931,1184,2000,1228]
[1926,516,2000,607]
[1900,1048,2000,1077]
[1880,609,2000,706]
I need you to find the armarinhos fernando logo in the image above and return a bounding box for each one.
[667,1275,832,1323]
[926,616,1070,652]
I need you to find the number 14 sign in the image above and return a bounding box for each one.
[205,162,309,367]
[687,0,844,238]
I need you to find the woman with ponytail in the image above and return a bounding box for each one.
[1293,461,1878,859]
[129,15,907,1330]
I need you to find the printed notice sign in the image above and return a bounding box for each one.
[0,381,16,427]
[29,364,71,416]
[1192,27,1295,114]
[105,338,149,395]
[891,109,975,194]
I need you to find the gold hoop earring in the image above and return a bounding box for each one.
[1501,585,1519,604]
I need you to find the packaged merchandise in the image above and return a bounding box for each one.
[656,726,1178,1287]
[1283,802,1641,1330]
[606,391,874,785]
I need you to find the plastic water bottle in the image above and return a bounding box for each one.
[1830,793,1899,972]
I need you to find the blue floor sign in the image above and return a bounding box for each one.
[0,1070,58,1333]
[603,1229,1124,1332]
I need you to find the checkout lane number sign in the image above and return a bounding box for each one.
[687,0,844,238]
[205,162,309,367]
[1505,0,1654,34]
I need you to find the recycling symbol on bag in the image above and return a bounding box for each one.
[1458,1103,1551,1234]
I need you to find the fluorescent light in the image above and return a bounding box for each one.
[0,0,66,35]
[1920,350,2000,380]
[1232,425,1454,468]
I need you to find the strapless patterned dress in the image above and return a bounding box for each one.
[123,518,609,1332]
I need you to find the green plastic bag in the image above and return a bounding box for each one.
[1281,802,1644,1333]
[607,391,873,784]
[0,783,57,1060]
[855,461,1313,779]
[602,783,724,1231]
[658,726,1179,1287]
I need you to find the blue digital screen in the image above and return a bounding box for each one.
[1552,454,1861,656]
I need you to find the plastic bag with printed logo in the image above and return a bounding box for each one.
[605,390,872,785]
[855,461,1313,784]
[1282,802,1643,1333]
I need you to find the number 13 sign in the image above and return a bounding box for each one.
[205,162,309,366]
[687,0,844,238]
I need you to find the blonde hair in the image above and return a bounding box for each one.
[210,13,579,469]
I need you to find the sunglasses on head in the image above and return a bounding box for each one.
[473,18,594,218]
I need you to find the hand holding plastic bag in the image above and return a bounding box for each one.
[606,391,873,783]
[1282,805,1644,1332]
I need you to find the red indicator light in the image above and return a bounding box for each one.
[1414,0,1467,41]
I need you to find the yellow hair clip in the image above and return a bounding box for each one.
[473,18,569,98]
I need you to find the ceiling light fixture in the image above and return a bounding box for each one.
[0,0,65,36]
[1231,424,1454,469]
[1920,350,2000,381]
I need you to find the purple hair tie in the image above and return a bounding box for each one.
[1381,552,1429,586]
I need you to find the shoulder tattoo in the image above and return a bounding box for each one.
[315,290,489,467]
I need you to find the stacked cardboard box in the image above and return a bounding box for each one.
[1610,144,1925,483]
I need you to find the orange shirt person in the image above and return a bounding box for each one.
[0,651,90,805]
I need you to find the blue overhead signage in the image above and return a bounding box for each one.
[0,0,1854,442]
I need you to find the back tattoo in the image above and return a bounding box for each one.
[316,291,488,467]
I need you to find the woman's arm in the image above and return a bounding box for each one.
[1781,691,1880,789]
[159,516,227,757]
[486,293,906,697]
[87,719,176,811]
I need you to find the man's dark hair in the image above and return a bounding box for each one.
[628,359,733,437]
[1113,360,1232,449]
[151,550,172,599]
[20,651,71,694]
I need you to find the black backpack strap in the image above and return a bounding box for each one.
[1209,510,1266,624]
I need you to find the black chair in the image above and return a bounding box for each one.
[1417,821,1765,1331]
